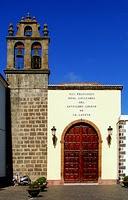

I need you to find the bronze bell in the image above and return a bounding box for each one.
[31,56,41,69]
[33,48,38,56]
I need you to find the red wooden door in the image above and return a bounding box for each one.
[64,123,99,182]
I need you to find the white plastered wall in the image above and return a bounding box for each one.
[47,89,121,181]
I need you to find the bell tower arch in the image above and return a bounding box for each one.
[5,14,50,179]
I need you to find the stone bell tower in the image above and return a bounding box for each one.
[5,14,50,179]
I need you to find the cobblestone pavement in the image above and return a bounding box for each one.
[0,185,128,200]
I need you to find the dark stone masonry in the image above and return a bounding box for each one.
[8,74,48,179]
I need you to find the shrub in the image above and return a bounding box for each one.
[36,176,47,191]
[123,176,128,182]
[36,176,47,186]
[122,176,128,187]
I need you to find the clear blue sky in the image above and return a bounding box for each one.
[0,0,128,114]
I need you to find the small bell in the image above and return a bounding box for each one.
[33,48,39,56]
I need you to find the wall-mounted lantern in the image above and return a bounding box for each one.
[106,126,113,147]
[51,126,57,148]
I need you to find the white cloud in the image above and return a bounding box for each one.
[64,72,81,82]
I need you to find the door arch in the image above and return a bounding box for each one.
[61,120,102,183]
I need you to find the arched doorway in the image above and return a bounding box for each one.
[62,121,101,183]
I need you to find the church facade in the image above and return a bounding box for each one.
[47,84,122,184]
[0,14,127,185]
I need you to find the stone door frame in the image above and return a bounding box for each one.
[60,119,102,184]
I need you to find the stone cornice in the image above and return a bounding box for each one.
[6,36,50,41]
[4,69,50,75]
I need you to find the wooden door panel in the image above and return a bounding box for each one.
[64,123,99,182]
[64,150,80,182]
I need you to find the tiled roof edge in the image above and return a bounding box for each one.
[48,84,123,90]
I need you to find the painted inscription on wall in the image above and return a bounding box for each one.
[67,92,97,117]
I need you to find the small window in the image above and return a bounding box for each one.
[31,42,42,69]
[24,26,32,36]
[14,42,24,69]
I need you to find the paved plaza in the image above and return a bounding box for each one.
[0,185,128,200]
